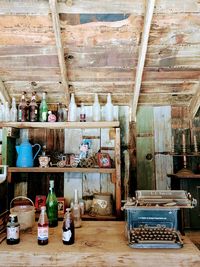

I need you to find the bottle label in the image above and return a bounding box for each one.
[7,226,20,240]
[38,226,48,240]
[62,230,72,242]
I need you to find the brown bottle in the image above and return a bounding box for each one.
[29,92,38,122]
[38,206,49,245]
[18,92,28,122]
[6,214,20,245]
[62,208,74,245]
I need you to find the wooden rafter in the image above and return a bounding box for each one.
[188,82,200,120]
[49,0,70,105]
[0,78,11,104]
[131,0,155,122]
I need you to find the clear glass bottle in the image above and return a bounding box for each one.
[68,93,77,122]
[80,103,86,122]
[29,92,38,122]
[62,208,74,245]
[39,92,48,122]
[37,206,49,245]
[46,180,58,227]
[0,103,4,122]
[57,103,64,122]
[18,92,28,122]
[72,189,81,228]
[6,214,20,245]
[105,93,114,121]
[10,97,17,122]
[92,93,101,121]
[4,101,10,122]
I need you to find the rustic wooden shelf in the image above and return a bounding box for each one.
[0,121,119,129]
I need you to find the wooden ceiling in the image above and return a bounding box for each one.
[0,0,200,120]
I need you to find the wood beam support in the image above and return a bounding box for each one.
[188,82,200,120]
[49,0,70,105]
[0,79,11,104]
[131,0,155,122]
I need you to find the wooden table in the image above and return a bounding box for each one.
[0,221,199,267]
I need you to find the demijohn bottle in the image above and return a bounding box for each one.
[37,206,49,245]
[39,92,48,122]
[46,180,58,227]
[62,208,74,245]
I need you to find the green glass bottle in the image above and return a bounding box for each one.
[46,180,58,227]
[39,92,48,122]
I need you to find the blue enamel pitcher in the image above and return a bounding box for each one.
[16,139,41,167]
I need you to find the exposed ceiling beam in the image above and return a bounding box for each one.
[0,78,11,104]
[131,0,155,122]
[1,0,200,15]
[188,82,200,120]
[49,0,70,105]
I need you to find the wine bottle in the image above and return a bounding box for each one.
[39,92,48,122]
[18,92,28,122]
[72,189,81,228]
[46,180,58,227]
[29,92,38,122]
[92,93,101,122]
[10,97,17,122]
[68,93,77,122]
[62,208,74,245]
[105,93,114,121]
[37,206,49,245]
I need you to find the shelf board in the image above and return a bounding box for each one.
[0,121,119,129]
[8,167,116,174]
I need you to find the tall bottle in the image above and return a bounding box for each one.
[62,208,74,245]
[105,93,114,121]
[10,97,17,122]
[37,206,49,245]
[80,103,86,122]
[4,101,10,122]
[57,103,64,122]
[92,93,101,122]
[18,92,28,122]
[29,92,38,122]
[72,189,81,228]
[68,93,77,122]
[46,180,58,227]
[39,92,48,122]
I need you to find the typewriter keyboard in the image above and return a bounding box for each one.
[129,225,183,248]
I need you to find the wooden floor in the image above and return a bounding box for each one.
[185,230,200,250]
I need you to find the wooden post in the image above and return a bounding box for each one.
[49,0,70,105]
[131,0,155,121]
[115,127,121,217]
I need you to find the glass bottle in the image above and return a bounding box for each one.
[57,103,64,122]
[4,101,10,122]
[72,189,81,228]
[62,208,74,245]
[46,180,58,227]
[80,103,86,122]
[29,92,38,122]
[92,93,101,122]
[105,93,114,121]
[0,103,4,122]
[39,92,48,122]
[10,97,17,122]
[68,93,77,122]
[6,214,20,245]
[18,92,28,122]
[37,206,49,245]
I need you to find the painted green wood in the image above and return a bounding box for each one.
[136,107,155,190]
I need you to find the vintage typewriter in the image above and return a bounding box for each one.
[123,190,196,249]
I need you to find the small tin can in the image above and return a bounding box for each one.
[6,214,20,245]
